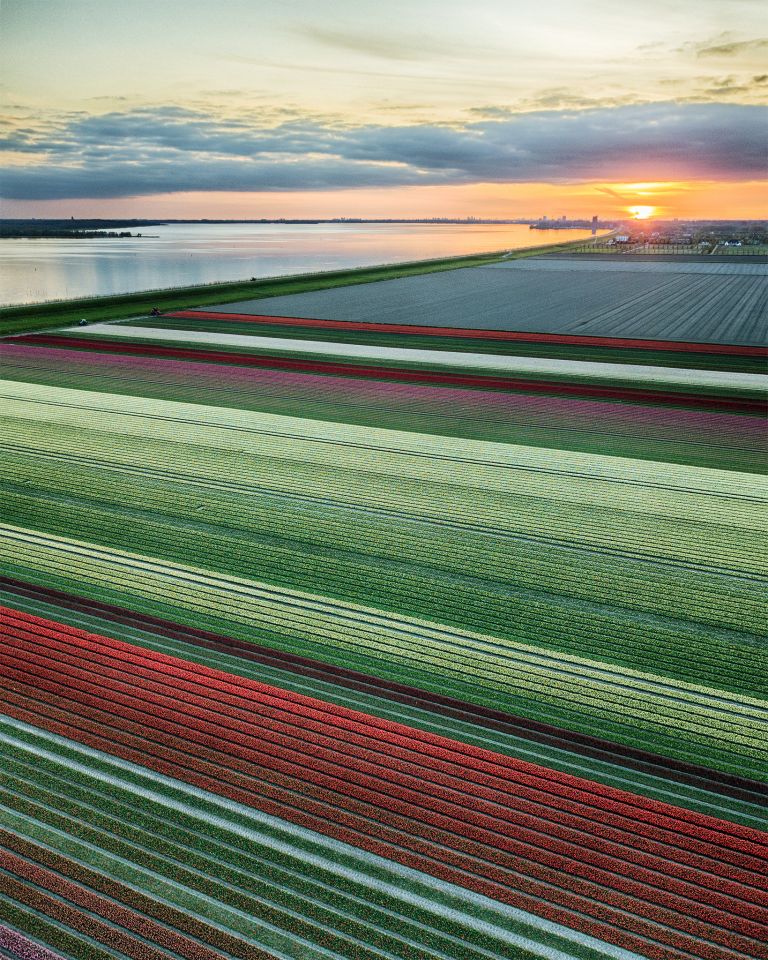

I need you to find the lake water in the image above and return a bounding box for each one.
[0,222,603,306]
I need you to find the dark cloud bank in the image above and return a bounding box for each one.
[1,102,765,200]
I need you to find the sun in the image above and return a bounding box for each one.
[628,205,655,220]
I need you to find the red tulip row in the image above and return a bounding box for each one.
[3,684,755,960]
[2,607,763,859]
[7,334,762,412]
[0,813,504,960]
[8,652,763,908]
[164,311,768,357]
[1,577,760,804]
[2,608,762,856]
[2,609,766,960]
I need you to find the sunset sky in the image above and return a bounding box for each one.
[1,0,766,220]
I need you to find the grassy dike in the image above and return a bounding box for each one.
[0,237,592,336]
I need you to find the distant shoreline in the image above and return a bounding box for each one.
[0,218,607,238]
[0,230,152,239]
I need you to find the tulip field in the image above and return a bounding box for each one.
[0,306,766,960]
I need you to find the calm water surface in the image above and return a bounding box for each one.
[0,222,602,305]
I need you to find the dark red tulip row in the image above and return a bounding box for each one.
[7,334,762,412]
[0,841,237,960]
[2,609,767,960]
[165,311,767,357]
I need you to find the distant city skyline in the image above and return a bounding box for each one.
[1,0,766,219]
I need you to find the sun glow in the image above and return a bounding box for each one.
[628,205,655,220]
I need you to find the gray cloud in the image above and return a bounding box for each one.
[699,75,752,96]
[655,71,768,99]
[594,186,628,201]
[0,157,440,200]
[297,26,450,61]
[1,102,765,200]
[294,24,496,63]
[697,37,768,57]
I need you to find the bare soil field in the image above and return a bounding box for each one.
[198,255,767,345]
